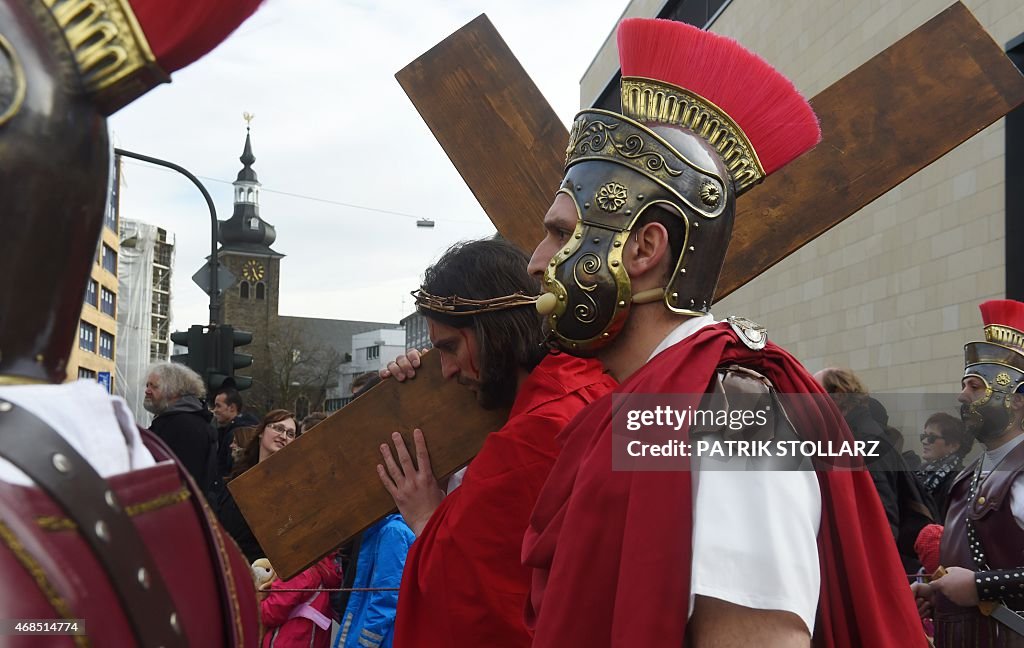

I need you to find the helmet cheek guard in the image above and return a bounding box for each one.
[963,339,1024,439]
[538,110,733,355]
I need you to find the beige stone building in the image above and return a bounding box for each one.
[582,0,1024,399]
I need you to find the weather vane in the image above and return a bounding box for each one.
[243,111,255,129]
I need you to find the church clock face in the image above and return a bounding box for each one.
[242,260,265,282]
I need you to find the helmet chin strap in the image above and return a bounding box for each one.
[631,288,665,304]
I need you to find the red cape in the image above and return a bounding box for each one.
[522,323,927,647]
[393,354,616,648]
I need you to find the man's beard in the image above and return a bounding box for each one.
[475,372,518,411]
[143,396,168,415]
[961,400,1011,443]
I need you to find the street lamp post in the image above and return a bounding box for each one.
[114,148,222,325]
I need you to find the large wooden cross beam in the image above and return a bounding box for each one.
[231,2,1024,579]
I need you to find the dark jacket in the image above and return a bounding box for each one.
[150,395,217,494]
[216,487,264,564]
[217,412,259,478]
[845,404,936,570]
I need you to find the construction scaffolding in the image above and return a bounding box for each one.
[116,219,174,423]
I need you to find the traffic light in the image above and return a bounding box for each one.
[170,324,209,378]
[208,324,254,392]
[171,324,254,392]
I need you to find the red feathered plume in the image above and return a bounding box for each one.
[129,0,264,73]
[979,300,1024,332]
[617,18,820,175]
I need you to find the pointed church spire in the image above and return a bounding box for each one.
[237,114,259,183]
[219,115,278,255]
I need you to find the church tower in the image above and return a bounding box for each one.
[218,123,283,393]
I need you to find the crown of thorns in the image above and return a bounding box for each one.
[412,289,538,316]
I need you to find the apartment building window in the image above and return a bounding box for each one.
[101,243,117,274]
[366,345,380,360]
[84,279,98,307]
[79,321,96,352]
[105,200,118,231]
[99,330,115,360]
[78,367,96,380]
[100,286,116,317]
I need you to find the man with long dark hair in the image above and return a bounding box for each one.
[376,237,616,648]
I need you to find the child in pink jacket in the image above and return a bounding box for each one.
[260,554,341,647]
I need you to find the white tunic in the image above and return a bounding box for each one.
[0,380,155,486]
[647,315,822,634]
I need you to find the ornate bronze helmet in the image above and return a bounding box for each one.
[0,0,261,384]
[537,18,821,355]
[962,300,1024,440]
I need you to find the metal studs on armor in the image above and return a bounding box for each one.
[105,490,120,512]
[576,185,582,191]
[618,301,626,307]
[95,520,110,542]
[637,194,644,201]
[611,261,619,267]
[593,238,600,244]
[584,202,590,209]
[138,567,151,589]
[52,453,71,473]
[0,401,11,413]
[170,612,180,634]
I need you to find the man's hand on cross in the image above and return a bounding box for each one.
[377,428,445,536]
[380,348,431,381]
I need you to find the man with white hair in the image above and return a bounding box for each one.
[145,362,218,493]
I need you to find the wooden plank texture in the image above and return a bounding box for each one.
[396,14,568,254]
[228,351,508,579]
[397,3,1024,297]
[718,2,1024,298]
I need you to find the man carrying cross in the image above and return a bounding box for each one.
[376,238,616,648]
[521,18,926,647]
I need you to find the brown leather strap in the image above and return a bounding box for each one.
[141,427,248,647]
[0,399,185,647]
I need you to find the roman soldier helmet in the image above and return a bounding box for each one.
[536,19,821,354]
[0,0,261,384]
[962,300,1024,437]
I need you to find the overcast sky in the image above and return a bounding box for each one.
[110,0,628,331]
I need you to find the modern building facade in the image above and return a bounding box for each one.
[581,0,1023,400]
[67,164,121,391]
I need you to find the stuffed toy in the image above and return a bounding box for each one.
[251,558,276,591]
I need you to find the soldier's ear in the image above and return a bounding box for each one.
[624,222,670,282]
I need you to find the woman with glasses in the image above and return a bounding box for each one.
[914,412,973,519]
[216,409,299,562]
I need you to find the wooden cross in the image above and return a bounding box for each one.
[231,1,1024,579]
